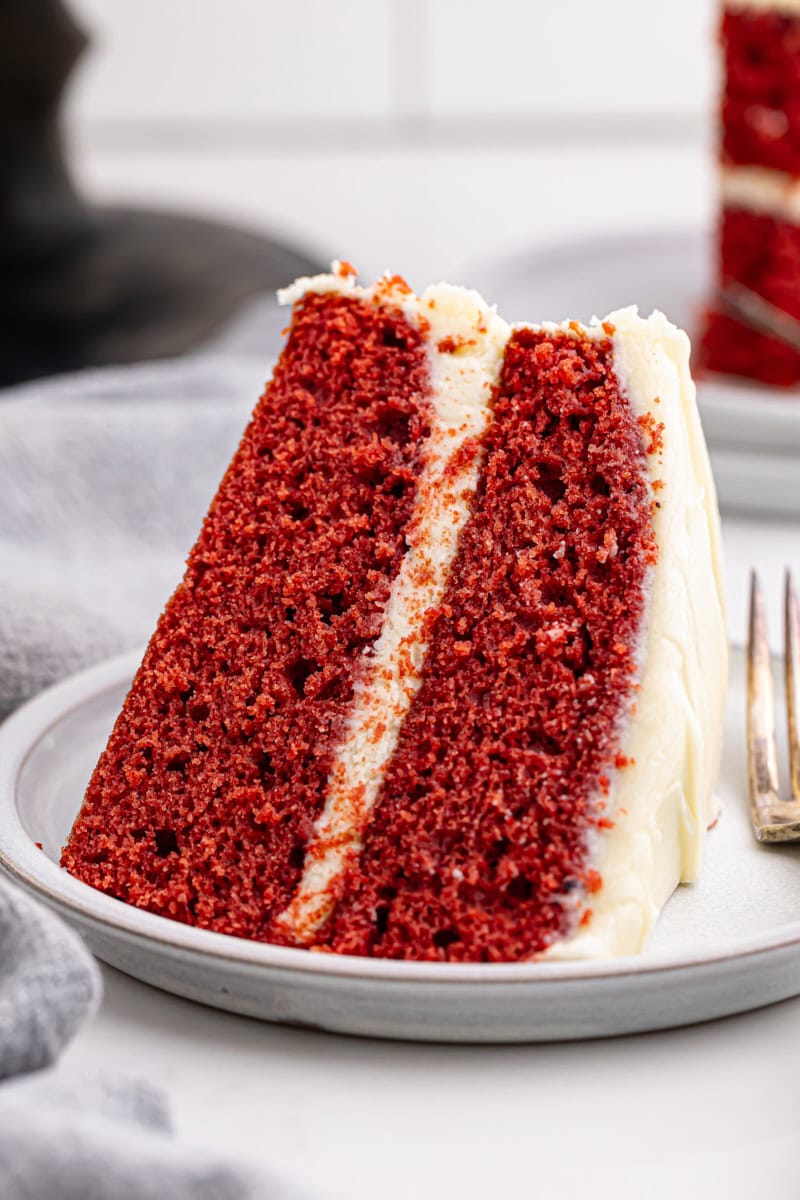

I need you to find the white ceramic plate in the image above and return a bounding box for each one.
[1,646,799,1042]
[467,229,800,518]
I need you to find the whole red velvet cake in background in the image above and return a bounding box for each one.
[62,264,727,962]
[701,1,800,386]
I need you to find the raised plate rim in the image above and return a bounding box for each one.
[2,647,800,991]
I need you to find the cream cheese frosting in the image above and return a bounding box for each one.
[276,269,727,959]
[544,309,728,958]
[725,0,800,12]
[721,165,800,223]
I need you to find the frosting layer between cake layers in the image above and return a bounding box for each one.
[725,1,800,12]
[721,165,800,220]
[278,271,727,959]
[277,272,511,941]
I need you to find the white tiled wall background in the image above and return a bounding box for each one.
[65,0,720,285]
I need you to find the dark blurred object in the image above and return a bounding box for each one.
[0,0,322,387]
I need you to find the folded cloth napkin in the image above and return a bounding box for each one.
[0,301,279,718]
[0,874,100,1081]
[0,880,302,1199]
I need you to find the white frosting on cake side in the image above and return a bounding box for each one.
[721,165,800,222]
[545,309,728,959]
[278,274,510,943]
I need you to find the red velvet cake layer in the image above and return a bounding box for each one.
[700,205,800,385]
[721,8,800,173]
[61,293,432,938]
[701,308,800,385]
[321,329,656,962]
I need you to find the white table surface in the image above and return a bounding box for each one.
[53,137,800,1200]
[61,960,800,1200]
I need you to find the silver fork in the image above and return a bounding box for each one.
[747,570,800,842]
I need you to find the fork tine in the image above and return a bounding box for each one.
[785,569,800,803]
[747,570,782,839]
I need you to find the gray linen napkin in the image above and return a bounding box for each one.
[0,296,281,717]
[0,878,301,1199]
[0,875,100,1081]
[0,299,315,1198]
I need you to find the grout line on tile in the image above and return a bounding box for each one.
[70,113,707,154]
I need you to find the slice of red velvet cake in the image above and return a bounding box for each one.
[62,265,727,962]
[701,1,800,386]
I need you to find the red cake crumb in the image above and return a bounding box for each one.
[637,412,665,457]
[437,335,477,354]
[322,329,655,962]
[721,9,800,174]
[61,293,432,939]
[373,274,413,301]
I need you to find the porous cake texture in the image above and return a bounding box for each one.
[702,1,800,385]
[63,264,727,962]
